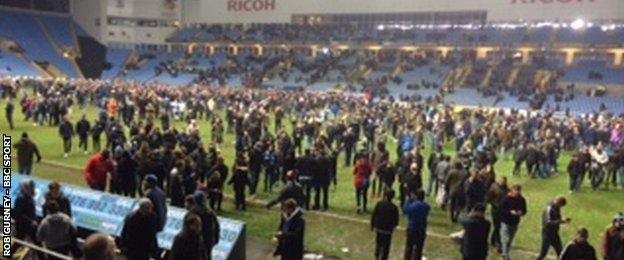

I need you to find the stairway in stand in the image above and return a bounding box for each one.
[36,17,83,79]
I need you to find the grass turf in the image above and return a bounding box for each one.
[1,95,621,259]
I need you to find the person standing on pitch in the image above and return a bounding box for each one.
[560,228,597,260]
[14,132,42,175]
[460,203,491,260]
[485,176,508,252]
[403,189,430,260]
[536,196,571,260]
[500,184,527,260]
[5,98,14,129]
[371,190,399,260]
[76,114,91,154]
[143,174,167,232]
[273,199,305,260]
[58,116,74,157]
[601,213,624,260]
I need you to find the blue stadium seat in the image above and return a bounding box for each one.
[102,48,132,80]
[0,52,41,77]
[39,15,75,49]
[0,11,79,78]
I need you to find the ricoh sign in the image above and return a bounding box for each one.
[510,0,595,3]
[227,0,275,12]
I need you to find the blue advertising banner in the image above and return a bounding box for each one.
[7,174,245,259]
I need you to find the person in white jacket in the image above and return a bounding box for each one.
[589,144,609,190]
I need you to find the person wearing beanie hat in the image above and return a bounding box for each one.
[193,190,207,206]
[186,191,220,259]
[14,180,37,241]
[460,203,491,260]
[143,174,167,232]
[14,131,42,175]
[601,213,624,260]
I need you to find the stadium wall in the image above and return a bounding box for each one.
[71,0,105,42]
[182,0,624,24]
[75,0,182,45]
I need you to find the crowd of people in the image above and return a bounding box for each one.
[4,77,624,259]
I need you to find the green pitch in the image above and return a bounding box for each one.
[1,94,621,259]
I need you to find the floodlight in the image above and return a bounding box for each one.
[570,19,585,30]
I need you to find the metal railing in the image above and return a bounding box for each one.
[12,238,73,260]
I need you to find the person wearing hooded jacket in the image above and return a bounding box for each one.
[371,190,399,260]
[15,180,37,241]
[560,228,597,260]
[267,170,305,209]
[169,213,210,260]
[186,192,220,259]
[601,213,624,260]
[37,201,78,258]
[273,199,305,260]
[120,199,159,260]
[459,203,491,260]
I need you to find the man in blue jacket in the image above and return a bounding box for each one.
[403,189,430,260]
[143,174,167,232]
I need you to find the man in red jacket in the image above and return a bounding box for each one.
[353,157,372,213]
[84,150,114,191]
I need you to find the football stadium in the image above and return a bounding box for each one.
[1,0,623,259]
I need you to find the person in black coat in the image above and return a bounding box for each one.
[146,151,167,189]
[342,127,358,166]
[273,199,305,260]
[120,199,159,260]
[209,157,228,210]
[512,145,526,176]
[313,150,331,210]
[460,203,491,260]
[91,119,105,152]
[229,154,249,210]
[380,164,396,195]
[525,143,539,178]
[267,170,305,209]
[59,117,74,157]
[537,196,571,260]
[14,181,37,241]
[5,99,14,129]
[43,182,72,217]
[186,192,220,259]
[116,150,138,197]
[485,176,508,251]
[248,142,264,195]
[143,175,168,232]
[560,228,597,260]
[169,170,185,207]
[567,154,585,192]
[464,172,487,213]
[296,149,314,210]
[76,114,91,154]
[371,190,399,260]
[169,213,210,260]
